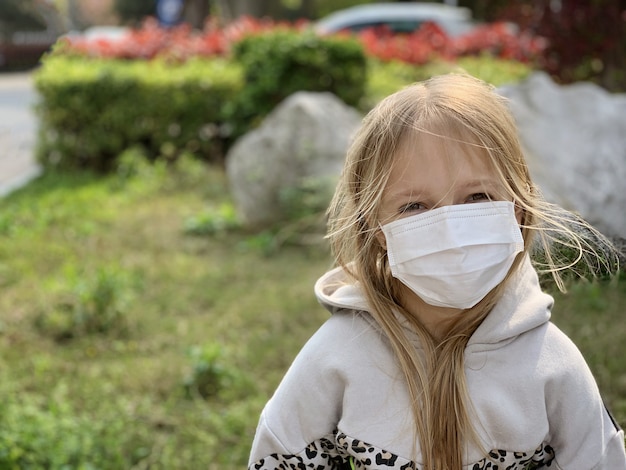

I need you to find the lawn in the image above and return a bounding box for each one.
[0,157,624,468]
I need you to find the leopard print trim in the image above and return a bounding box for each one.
[249,436,350,469]
[249,432,556,469]
[335,433,414,469]
[472,445,555,469]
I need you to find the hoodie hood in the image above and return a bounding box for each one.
[314,266,370,314]
[314,255,554,348]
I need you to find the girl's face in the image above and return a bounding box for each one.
[377,131,516,226]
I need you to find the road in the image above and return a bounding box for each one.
[0,70,42,197]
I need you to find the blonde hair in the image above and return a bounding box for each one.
[326,73,619,469]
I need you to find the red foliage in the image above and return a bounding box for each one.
[358,22,455,65]
[61,16,290,61]
[59,15,546,66]
[455,22,547,62]
[359,21,546,65]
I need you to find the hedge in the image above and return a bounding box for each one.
[227,29,367,141]
[34,29,367,172]
[34,55,243,171]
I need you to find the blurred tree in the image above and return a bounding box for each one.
[0,0,65,68]
[493,0,625,91]
[65,0,86,29]
[215,0,268,20]
[182,0,211,28]
[313,0,382,18]
[457,0,508,21]
[113,0,155,25]
[214,0,316,21]
[0,0,48,30]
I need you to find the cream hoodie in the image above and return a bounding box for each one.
[248,258,626,469]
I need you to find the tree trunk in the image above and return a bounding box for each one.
[182,0,210,29]
[215,0,268,21]
[67,0,85,29]
[214,0,316,22]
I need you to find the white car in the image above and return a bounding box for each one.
[64,26,131,44]
[314,2,477,37]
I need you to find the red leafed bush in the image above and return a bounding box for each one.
[61,16,297,61]
[359,21,546,66]
[454,22,547,63]
[59,15,546,67]
[358,22,456,65]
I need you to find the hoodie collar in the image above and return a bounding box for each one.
[468,256,553,348]
[314,256,553,348]
[314,266,370,314]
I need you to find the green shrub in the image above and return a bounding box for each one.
[34,55,243,171]
[228,29,367,139]
[0,388,150,469]
[183,343,232,399]
[183,202,240,236]
[364,56,533,111]
[35,266,134,341]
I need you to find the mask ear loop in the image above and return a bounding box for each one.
[359,207,387,251]
[514,202,525,227]
[377,222,387,250]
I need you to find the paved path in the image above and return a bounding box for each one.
[0,71,42,197]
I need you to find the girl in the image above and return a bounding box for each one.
[247,74,626,469]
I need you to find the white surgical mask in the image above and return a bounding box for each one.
[381,201,524,309]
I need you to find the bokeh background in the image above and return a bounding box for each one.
[0,1,624,468]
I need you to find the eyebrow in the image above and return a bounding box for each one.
[385,179,502,202]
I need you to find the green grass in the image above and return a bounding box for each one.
[0,159,624,468]
[0,159,332,468]
[551,275,626,423]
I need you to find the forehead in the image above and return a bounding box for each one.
[385,129,501,196]
[396,127,496,173]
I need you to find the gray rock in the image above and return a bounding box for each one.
[499,72,626,240]
[226,91,363,228]
[227,74,626,241]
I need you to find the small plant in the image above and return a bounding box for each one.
[233,176,334,255]
[183,343,235,399]
[279,176,336,222]
[241,177,335,252]
[239,230,280,256]
[35,266,133,341]
[183,202,240,236]
[115,146,158,181]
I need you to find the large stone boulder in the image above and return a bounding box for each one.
[499,72,626,240]
[226,91,363,228]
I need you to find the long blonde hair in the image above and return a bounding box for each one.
[326,73,619,469]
